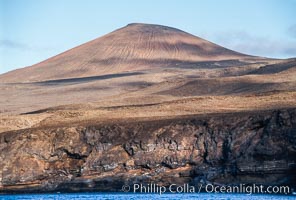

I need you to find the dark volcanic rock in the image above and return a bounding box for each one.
[0,109,296,193]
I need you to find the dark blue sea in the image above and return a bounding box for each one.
[0,193,295,200]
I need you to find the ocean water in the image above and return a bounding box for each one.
[0,193,294,200]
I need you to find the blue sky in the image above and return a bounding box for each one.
[1,0,296,74]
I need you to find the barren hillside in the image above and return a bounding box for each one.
[0,23,295,194]
[0,23,253,83]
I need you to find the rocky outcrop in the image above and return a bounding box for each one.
[0,109,296,193]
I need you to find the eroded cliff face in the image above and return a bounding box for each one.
[0,109,296,193]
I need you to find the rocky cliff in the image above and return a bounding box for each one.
[0,108,295,193]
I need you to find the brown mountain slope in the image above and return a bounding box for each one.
[0,23,253,83]
[0,24,296,193]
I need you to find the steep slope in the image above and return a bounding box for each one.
[1,109,295,193]
[0,23,252,83]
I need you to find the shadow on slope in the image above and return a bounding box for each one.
[27,72,144,86]
[159,79,296,97]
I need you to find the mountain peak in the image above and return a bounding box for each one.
[126,22,168,27]
[126,23,145,26]
[0,23,253,83]
[123,23,187,34]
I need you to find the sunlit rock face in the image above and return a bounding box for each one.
[1,109,295,193]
